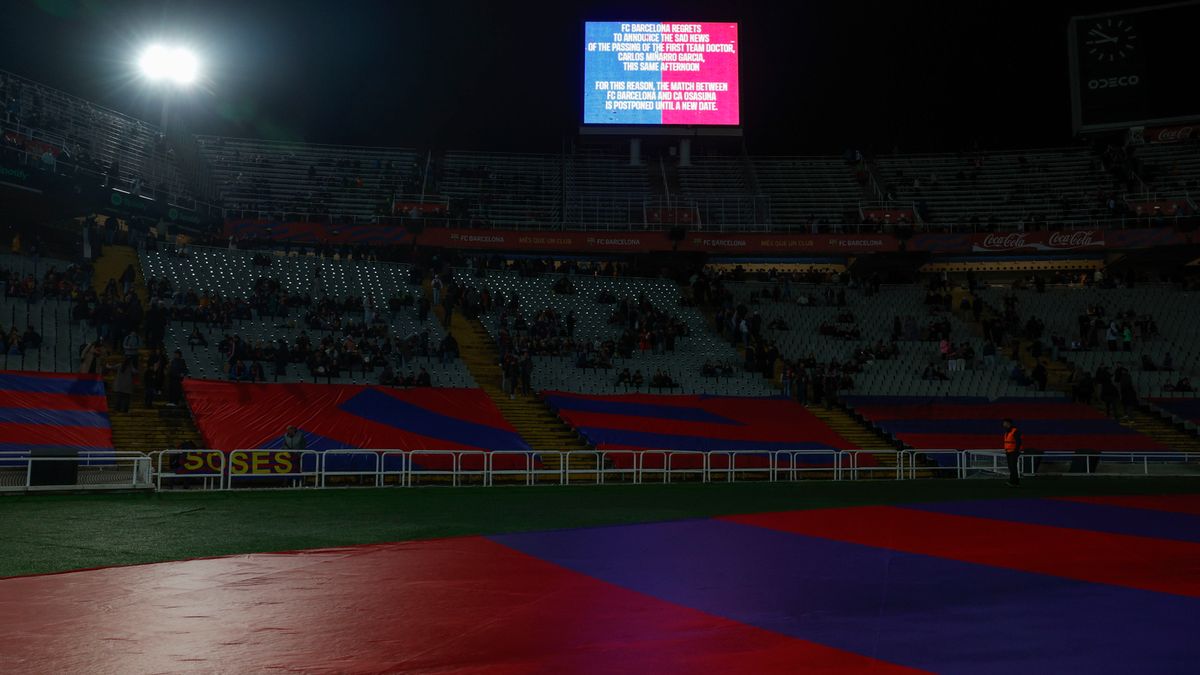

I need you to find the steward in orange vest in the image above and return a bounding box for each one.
[1002,418,1022,487]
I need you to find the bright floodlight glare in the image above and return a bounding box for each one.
[138,44,199,85]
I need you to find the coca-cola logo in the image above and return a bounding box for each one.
[1047,231,1100,248]
[979,233,1028,249]
[1153,126,1196,143]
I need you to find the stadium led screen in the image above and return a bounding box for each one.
[583,22,739,126]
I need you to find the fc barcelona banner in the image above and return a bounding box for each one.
[183,380,530,454]
[0,371,112,452]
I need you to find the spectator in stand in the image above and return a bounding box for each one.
[1033,362,1048,391]
[187,327,208,347]
[1010,364,1032,386]
[982,340,996,369]
[21,326,40,350]
[111,357,137,413]
[1118,369,1137,422]
[282,426,306,450]
[379,363,396,386]
[122,329,140,359]
[143,348,166,408]
[1099,370,1121,419]
[80,340,104,374]
[165,349,188,406]
[228,359,249,381]
[416,367,432,387]
[651,370,676,389]
[1106,321,1120,351]
[1167,377,1193,393]
[519,351,533,396]
[631,370,644,389]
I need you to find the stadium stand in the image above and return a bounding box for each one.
[195,135,421,220]
[873,146,1115,229]
[1,67,1200,477]
[564,152,652,227]
[0,69,196,203]
[975,282,1199,397]
[749,156,864,227]
[1134,140,1200,202]
[459,267,774,397]
[0,253,92,374]
[677,153,764,229]
[714,278,1053,398]
[139,246,477,387]
[441,151,563,227]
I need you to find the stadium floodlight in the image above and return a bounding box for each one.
[138,44,200,86]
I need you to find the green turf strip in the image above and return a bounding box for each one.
[2,478,1197,578]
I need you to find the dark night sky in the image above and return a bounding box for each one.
[0,0,1160,154]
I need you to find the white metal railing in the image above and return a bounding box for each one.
[0,450,152,492]
[902,449,965,480]
[842,450,904,480]
[155,449,225,490]
[320,450,381,487]
[224,449,319,489]
[133,448,1200,491]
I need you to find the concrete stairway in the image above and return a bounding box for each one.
[92,245,147,303]
[435,299,590,477]
[93,246,205,455]
[808,404,911,477]
[808,404,899,452]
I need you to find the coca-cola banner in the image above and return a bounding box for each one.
[965,228,1184,253]
[1142,125,1198,144]
[971,230,1105,253]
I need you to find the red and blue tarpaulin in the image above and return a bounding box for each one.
[0,370,112,453]
[7,495,1196,672]
[1150,398,1200,428]
[183,380,530,470]
[543,392,856,467]
[843,395,1167,452]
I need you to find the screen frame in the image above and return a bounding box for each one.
[1068,0,1200,134]
[579,20,743,135]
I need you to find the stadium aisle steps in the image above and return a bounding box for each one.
[806,405,900,452]
[93,244,148,305]
[96,246,204,454]
[105,400,204,455]
[1124,408,1200,454]
[439,301,590,471]
[804,404,912,477]
[693,297,780,382]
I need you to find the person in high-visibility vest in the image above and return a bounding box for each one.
[1002,418,1022,487]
